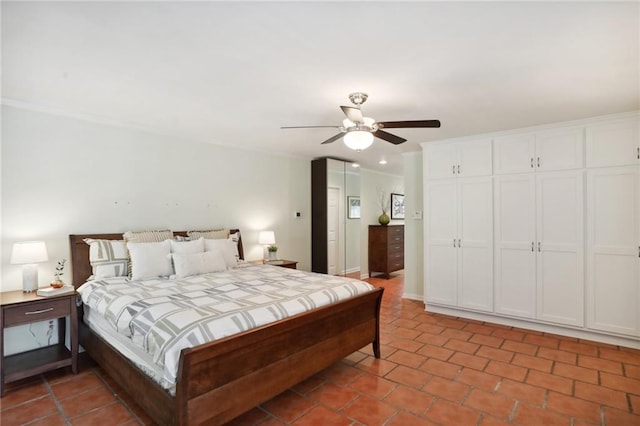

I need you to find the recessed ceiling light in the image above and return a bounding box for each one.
[351,163,360,168]
[379,159,387,165]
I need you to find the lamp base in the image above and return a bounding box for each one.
[22,264,39,292]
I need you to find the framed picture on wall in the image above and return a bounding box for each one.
[347,196,360,219]
[391,193,405,219]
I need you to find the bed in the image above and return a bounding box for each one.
[69,230,384,425]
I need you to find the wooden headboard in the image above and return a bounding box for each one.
[69,229,244,288]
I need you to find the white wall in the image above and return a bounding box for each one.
[403,152,423,299]
[359,168,404,278]
[1,105,312,290]
[1,105,312,352]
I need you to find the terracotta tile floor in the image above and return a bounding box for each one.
[2,274,640,425]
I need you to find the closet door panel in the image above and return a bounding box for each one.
[426,144,458,179]
[536,171,584,326]
[458,139,493,177]
[494,175,536,318]
[493,134,535,175]
[425,180,458,306]
[586,119,639,167]
[586,167,640,336]
[457,178,493,311]
[535,128,583,172]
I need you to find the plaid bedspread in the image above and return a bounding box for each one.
[78,264,374,384]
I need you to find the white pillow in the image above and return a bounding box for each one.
[204,238,238,268]
[172,250,227,278]
[127,240,173,280]
[170,238,204,254]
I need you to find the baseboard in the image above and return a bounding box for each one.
[424,303,640,350]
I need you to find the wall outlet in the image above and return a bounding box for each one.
[294,211,302,219]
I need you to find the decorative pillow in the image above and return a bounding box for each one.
[187,229,229,240]
[228,233,240,259]
[172,250,227,278]
[84,239,129,279]
[123,230,174,243]
[204,238,238,268]
[170,238,204,254]
[127,240,173,280]
[123,230,174,277]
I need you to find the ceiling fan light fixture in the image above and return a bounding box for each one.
[344,130,373,151]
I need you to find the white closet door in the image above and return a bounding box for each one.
[493,134,535,175]
[586,119,639,167]
[494,174,536,318]
[457,177,493,312]
[535,128,584,172]
[426,144,458,179]
[536,171,584,326]
[425,180,458,306]
[586,167,640,336]
[458,140,493,177]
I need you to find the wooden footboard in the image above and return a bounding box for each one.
[79,287,383,425]
[176,287,383,425]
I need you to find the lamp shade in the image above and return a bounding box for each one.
[11,241,48,264]
[258,231,276,245]
[344,131,374,151]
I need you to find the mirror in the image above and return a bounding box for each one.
[311,158,360,276]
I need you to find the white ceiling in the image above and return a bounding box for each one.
[2,1,638,175]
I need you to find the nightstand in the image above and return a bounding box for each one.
[264,259,298,269]
[0,290,78,395]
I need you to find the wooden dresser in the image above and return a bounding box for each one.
[368,225,404,278]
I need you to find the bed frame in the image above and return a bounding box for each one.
[69,231,384,425]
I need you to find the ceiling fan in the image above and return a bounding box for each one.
[281,92,441,151]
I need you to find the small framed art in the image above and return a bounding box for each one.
[347,196,360,219]
[391,193,405,220]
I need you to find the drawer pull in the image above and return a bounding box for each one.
[25,307,54,315]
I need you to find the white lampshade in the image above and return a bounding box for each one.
[258,231,276,245]
[344,131,374,151]
[11,241,48,293]
[11,241,48,264]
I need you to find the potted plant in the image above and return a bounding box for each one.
[377,188,391,225]
[267,245,278,261]
[51,259,67,288]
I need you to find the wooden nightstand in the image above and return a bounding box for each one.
[264,259,298,269]
[0,290,78,395]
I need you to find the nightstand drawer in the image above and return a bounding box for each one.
[4,298,70,327]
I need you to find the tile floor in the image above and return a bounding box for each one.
[1,273,639,425]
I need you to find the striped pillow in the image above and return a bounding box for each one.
[187,229,229,240]
[123,230,174,244]
[84,238,129,279]
[123,230,174,277]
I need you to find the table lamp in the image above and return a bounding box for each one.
[258,231,276,261]
[11,241,48,292]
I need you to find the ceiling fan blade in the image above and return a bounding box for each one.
[340,106,363,123]
[373,130,407,145]
[321,132,346,145]
[280,125,341,129]
[377,120,441,129]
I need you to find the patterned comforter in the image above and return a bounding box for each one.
[78,264,374,384]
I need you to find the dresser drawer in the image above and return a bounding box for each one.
[388,243,404,255]
[388,226,404,240]
[389,259,404,272]
[389,251,404,262]
[4,298,70,327]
